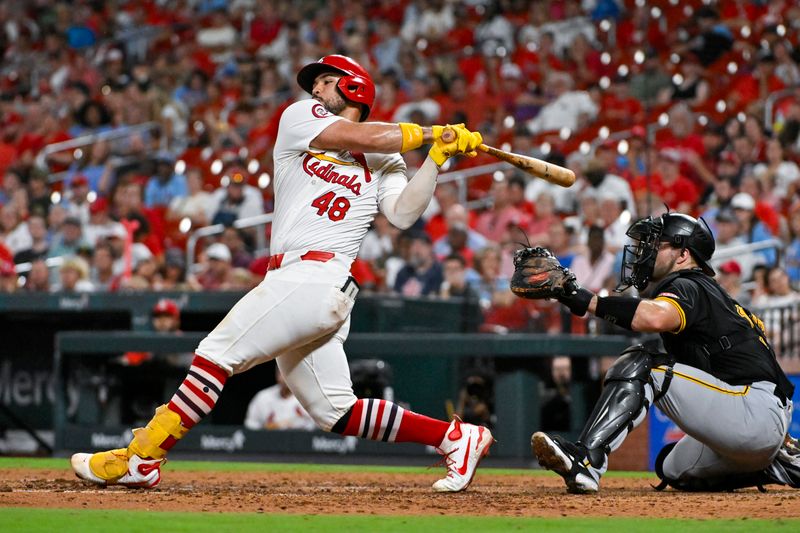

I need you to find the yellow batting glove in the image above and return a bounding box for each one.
[429,124,483,166]
[457,127,483,158]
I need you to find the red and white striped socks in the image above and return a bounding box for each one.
[162,356,228,451]
[335,398,449,447]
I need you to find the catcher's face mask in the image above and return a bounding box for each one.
[618,216,664,291]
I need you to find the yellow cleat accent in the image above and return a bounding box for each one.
[87,448,130,481]
[128,404,188,460]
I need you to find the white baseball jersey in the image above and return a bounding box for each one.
[271,99,408,259]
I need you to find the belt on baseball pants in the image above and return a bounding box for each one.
[267,250,335,271]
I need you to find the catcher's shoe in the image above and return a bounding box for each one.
[531,431,603,494]
[432,417,494,492]
[71,449,164,489]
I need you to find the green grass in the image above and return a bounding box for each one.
[0,509,797,533]
[0,456,646,477]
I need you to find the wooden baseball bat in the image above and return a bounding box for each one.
[440,129,575,188]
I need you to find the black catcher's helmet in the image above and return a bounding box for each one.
[619,212,715,291]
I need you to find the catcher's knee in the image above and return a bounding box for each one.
[606,345,654,383]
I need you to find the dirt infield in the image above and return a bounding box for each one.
[1,467,798,519]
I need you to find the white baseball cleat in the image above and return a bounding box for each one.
[432,417,494,492]
[71,449,164,489]
[531,431,602,494]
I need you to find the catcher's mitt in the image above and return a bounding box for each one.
[510,246,576,300]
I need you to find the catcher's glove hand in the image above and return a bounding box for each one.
[510,246,594,316]
[510,247,576,299]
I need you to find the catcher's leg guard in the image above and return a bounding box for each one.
[86,404,187,481]
[577,345,662,469]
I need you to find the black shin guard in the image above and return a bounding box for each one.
[577,345,666,467]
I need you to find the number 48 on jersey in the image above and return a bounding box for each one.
[311,191,351,221]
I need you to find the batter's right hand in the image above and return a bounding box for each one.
[429,124,483,166]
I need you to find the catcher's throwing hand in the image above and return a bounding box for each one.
[429,124,483,166]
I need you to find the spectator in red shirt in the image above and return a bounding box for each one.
[656,103,705,164]
[632,149,698,213]
[475,178,531,244]
[600,76,645,129]
[727,51,785,113]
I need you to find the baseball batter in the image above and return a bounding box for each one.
[514,212,799,492]
[71,55,493,492]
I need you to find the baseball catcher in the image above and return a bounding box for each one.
[512,212,799,493]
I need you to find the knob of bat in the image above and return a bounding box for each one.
[441,128,456,143]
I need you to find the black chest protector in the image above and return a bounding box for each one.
[649,269,794,400]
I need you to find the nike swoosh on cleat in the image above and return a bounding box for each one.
[137,462,160,476]
[456,436,472,476]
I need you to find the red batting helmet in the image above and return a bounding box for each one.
[296,55,375,122]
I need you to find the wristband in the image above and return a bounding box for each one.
[559,287,594,317]
[595,296,641,330]
[398,123,424,153]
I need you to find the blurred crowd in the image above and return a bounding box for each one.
[2,0,800,333]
